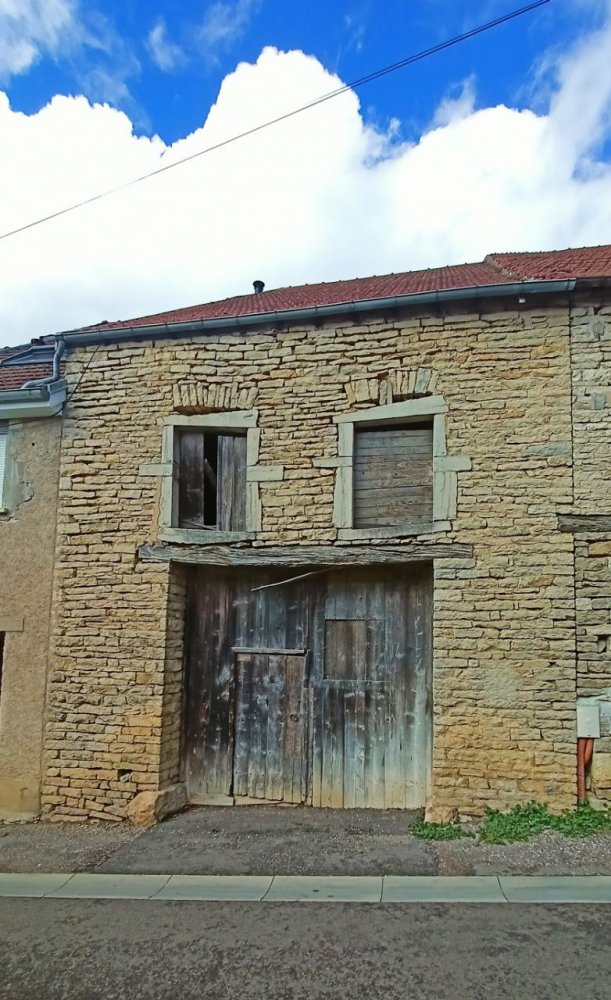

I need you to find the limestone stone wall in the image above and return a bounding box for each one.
[570,294,611,803]
[42,297,580,820]
[0,418,62,818]
[574,537,611,701]
[570,294,611,513]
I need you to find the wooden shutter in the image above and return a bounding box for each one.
[178,431,210,528]
[217,434,247,531]
[177,429,246,531]
[353,424,433,528]
[0,424,7,508]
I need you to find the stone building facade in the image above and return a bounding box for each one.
[569,293,611,802]
[36,246,611,823]
[0,344,66,818]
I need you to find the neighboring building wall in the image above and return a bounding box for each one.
[571,293,611,804]
[42,298,578,821]
[0,418,61,818]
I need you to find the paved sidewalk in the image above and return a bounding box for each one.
[1,872,610,903]
[3,807,610,877]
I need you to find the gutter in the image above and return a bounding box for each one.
[22,337,66,388]
[52,279,577,347]
[0,379,67,420]
[0,338,68,419]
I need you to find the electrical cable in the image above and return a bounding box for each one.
[0,1,551,243]
[49,342,101,416]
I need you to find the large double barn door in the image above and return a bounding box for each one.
[183,566,432,809]
[233,650,307,804]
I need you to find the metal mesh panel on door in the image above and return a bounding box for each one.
[323,619,383,681]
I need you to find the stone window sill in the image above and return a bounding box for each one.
[337,522,451,541]
[159,528,255,546]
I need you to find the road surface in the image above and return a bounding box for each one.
[0,898,609,999]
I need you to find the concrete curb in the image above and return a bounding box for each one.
[0,873,610,903]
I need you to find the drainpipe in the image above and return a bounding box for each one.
[576,703,600,805]
[21,337,65,389]
[577,737,595,804]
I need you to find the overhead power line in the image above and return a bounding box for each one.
[0,0,551,243]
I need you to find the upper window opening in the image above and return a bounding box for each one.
[177,429,246,532]
[353,421,433,529]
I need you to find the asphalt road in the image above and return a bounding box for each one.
[0,899,609,1000]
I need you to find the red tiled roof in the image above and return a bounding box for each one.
[80,262,505,333]
[0,346,55,391]
[75,244,611,335]
[486,245,611,280]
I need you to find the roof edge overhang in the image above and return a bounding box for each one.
[0,380,67,419]
[49,278,578,348]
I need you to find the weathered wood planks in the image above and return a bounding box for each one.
[140,542,473,566]
[233,651,307,804]
[217,434,247,531]
[183,564,433,810]
[353,425,433,528]
[177,429,247,531]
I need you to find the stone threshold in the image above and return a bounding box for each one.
[0,874,610,903]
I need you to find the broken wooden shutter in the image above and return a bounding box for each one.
[178,431,212,528]
[177,429,246,531]
[353,423,433,528]
[217,434,247,531]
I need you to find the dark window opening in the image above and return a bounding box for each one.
[177,429,247,531]
[353,421,433,528]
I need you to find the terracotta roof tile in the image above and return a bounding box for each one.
[486,245,611,280]
[76,244,611,335]
[79,262,506,333]
[0,346,55,391]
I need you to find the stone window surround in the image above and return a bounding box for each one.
[0,617,23,633]
[140,411,284,545]
[329,395,471,541]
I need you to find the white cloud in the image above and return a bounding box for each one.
[432,76,476,128]
[198,0,262,56]
[147,17,184,72]
[0,1,141,114]
[0,0,78,78]
[344,12,366,54]
[0,7,611,347]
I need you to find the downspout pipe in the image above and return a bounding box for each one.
[577,737,595,804]
[21,337,66,388]
[52,279,576,348]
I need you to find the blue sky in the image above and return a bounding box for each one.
[1,1,611,344]
[3,1,601,143]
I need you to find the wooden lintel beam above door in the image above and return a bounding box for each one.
[138,541,473,566]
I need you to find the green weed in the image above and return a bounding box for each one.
[479,801,611,844]
[410,817,471,841]
[410,802,611,844]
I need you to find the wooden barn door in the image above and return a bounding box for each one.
[182,565,431,810]
[233,650,308,804]
[310,567,432,810]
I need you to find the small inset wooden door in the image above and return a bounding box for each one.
[233,649,308,804]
